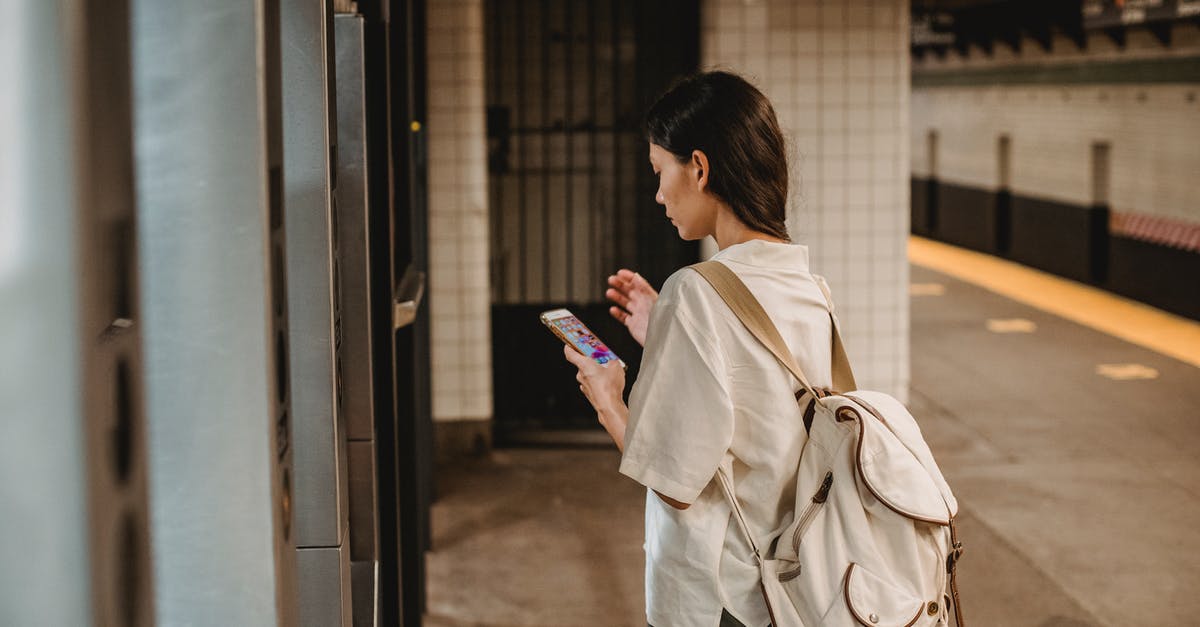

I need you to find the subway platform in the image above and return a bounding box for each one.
[424,238,1200,627]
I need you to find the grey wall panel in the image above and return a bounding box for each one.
[334,14,376,444]
[132,0,298,625]
[283,0,350,550]
[335,17,380,625]
[297,537,353,627]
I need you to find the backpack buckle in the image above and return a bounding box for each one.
[946,541,964,573]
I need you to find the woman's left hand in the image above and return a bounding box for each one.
[562,345,628,448]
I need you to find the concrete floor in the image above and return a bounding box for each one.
[425,263,1200,626]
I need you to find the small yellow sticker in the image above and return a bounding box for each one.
[410,120,421,132]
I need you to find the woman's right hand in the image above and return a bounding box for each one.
[606,269,658,347]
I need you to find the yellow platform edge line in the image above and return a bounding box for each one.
[908,235,1200,370]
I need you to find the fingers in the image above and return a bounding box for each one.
[608,305,629,324]
[630,271,654,293]
[610,269,656,299]
[608,269,640,292]
[605,287,631,310]
[562,343,586,367]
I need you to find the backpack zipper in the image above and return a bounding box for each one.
[777,471,834,582]
[791,470,833,553]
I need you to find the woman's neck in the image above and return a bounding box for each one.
[712,208,787,250]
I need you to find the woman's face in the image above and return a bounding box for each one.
[649,143,715,241]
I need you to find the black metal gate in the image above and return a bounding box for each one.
[485,0,700,442]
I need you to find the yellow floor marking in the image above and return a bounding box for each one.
[910,282,946,296]
[1096,363,1160,380]
[986,318,1037,333]
[909,236,1200,369]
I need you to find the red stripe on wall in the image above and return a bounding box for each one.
[1110,212,1200,253]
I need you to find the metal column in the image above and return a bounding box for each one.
[2,2,154,625]
[132,0,299,625]
[282,1,353,625]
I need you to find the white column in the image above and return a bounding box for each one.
[701,0,912,400]
[426,0,494,427]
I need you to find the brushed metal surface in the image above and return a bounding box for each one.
[346,440,378,561]
[75,1,156,625]
[133,0,298,624]
[283,0,350,549]
[1,5,90,625]
[297,539,353,627]
[334,14,376,443]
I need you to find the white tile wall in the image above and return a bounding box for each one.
[913,62,1200,224]
[701,0,912,401]
[428,0,493,422]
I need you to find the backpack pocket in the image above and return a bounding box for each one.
[819,562,925,627]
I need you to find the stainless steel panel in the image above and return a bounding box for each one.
[75,1,155,625]
[297,538,353,627]
[350,560,380,627]
[133,0,298,624]
[1,5,91,625]
[3,3,154,626]
[334,14,376,443]
[283,0,350,549]
[346,440,378,561]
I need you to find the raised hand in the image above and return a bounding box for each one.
[605,269,658,347]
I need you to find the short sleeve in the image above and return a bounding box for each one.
[619,271,734,504]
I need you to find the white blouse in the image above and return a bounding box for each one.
[620,240,836,627]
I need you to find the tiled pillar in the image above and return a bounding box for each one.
[700,0,911,401]
[427,0,494,450]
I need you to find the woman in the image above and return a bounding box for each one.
[563,71,836,627]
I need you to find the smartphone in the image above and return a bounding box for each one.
[540,308,625,368]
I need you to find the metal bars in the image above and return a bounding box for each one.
[486,0,648,306]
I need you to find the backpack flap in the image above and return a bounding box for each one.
[848,391,959,519]
[846,397,954,525]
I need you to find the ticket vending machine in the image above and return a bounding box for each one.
[281,0,354,625]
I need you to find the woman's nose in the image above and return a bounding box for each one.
[655,189,664,204]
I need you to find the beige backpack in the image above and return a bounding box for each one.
[691,261,964,627]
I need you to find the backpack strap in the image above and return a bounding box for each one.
[689,261,826,402]
[689,261,855,396]
[813,275,857,393]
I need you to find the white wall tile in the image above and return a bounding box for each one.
[912,83,1200,225]
[427,0,492,422]
[701,0,912,402]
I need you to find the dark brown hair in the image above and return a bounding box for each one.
[644,71,790,242]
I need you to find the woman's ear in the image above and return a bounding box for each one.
[691,150,710,191]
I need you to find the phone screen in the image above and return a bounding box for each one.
[546,313,620,365]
